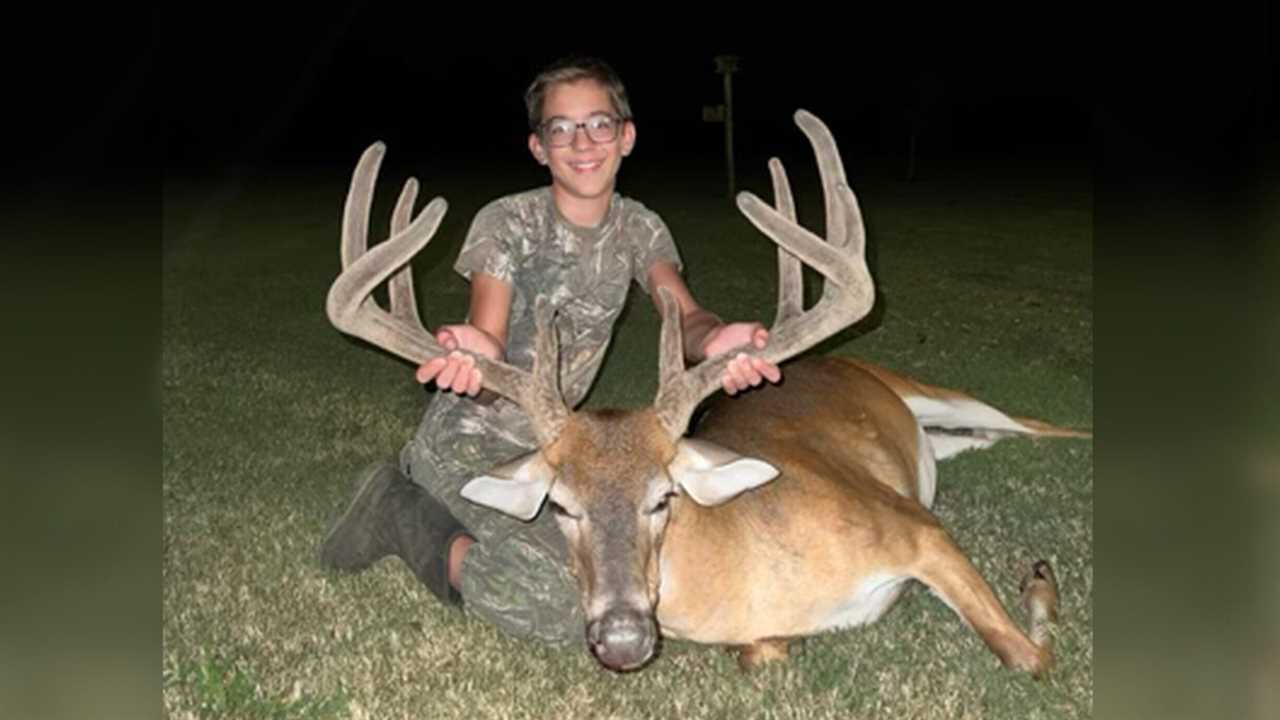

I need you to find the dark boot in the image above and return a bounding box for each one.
[319,461,469,607]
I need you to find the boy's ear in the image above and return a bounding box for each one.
[621,121,636,157]
[528,133,548,165]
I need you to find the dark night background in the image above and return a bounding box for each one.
[14,8,1120,195]
[157,12,1093,189]
[10,7,1270,194]
[165,23,1085,175]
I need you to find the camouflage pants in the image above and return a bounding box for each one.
[398,423,584,646]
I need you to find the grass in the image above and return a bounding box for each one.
[163,153,1091,719]
[165,654,349,719]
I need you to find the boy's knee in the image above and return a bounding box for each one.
[458,531,583,645]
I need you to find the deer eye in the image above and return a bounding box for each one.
[547,500,580,520]
[647,492,677,515]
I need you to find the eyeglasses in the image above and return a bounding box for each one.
[539,113,625,148]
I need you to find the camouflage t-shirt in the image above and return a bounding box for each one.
[402,187,682,505]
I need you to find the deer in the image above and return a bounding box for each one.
[326,110,1090,675]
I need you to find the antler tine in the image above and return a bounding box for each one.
[769,158,804,327]
[795,110,851,252]
[529,299,569,443]
[656,286,686,391]
[798,110,867,260]
[340,142,382,271]
[387,177,423,327]
[328,143,568,442]
[654,112,874,438]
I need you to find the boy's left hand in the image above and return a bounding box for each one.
[701,322,783,395]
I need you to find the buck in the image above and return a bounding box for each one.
[327,111,1089,674]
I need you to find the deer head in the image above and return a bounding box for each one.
[328,111,872,671]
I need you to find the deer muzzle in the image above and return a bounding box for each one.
[586,606,658,672]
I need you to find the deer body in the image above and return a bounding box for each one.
[328,110,1085,674]
[657,355,932,645]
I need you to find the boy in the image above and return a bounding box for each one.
[320,57,780,644]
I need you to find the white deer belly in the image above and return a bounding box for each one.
[818,572,911,630]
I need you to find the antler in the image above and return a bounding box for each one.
[326,142,568,445]
[653,110,874,438]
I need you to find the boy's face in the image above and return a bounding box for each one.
[528,79,636,206]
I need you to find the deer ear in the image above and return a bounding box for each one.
[461,452,556,521]
[668,438,779,507]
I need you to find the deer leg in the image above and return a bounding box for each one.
[912,529,1058,677]
[732,637,793,670]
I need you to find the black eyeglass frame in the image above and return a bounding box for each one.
[537,112,630,148]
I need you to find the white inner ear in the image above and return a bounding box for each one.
[668,438,779,507]
[460,452,556,521]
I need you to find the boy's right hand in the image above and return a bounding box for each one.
[415,324,505,397]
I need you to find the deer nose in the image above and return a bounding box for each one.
[586,607,657,672]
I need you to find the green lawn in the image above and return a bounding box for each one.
[163,155,1092,719]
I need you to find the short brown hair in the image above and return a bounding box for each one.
[524,57,633,131]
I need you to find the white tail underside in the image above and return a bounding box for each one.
[904,395,1051,462]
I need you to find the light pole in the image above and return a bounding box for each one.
[714,55,739,199]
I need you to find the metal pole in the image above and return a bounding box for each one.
[714,56,740,200]
[724,68,735,198]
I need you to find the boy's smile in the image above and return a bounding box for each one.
[568,158,605,174]
[529,79,635,228]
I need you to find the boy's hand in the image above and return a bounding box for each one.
[415,324,504,397]
[701,322,783,396]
